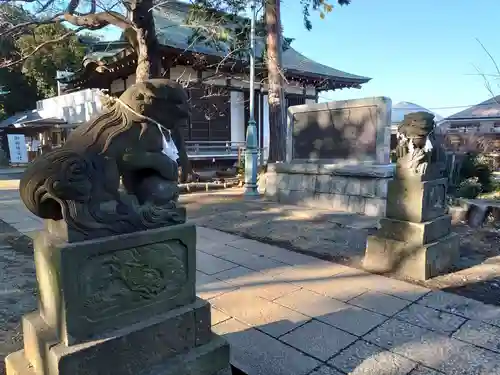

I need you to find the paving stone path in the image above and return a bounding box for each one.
[2,183,500,374]
[197,227,500,375]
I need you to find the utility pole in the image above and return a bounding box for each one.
[243,0,259,197]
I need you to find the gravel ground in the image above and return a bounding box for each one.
[0,243,37,375]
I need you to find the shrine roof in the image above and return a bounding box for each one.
[65,1,370,89]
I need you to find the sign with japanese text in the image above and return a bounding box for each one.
[7,134,28,164]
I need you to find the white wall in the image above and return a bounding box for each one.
[230,91,245,144]
[37,89,103,124]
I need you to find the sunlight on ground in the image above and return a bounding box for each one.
[0,180,20,190]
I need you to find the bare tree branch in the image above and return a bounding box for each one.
[476,38,500,78]
[63,10,130,30]
[474,39,500,105]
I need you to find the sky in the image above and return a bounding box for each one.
[279,0,500,117]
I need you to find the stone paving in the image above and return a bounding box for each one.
[195,227,500,375]
[3,183,500,373]
[0,182,42,238]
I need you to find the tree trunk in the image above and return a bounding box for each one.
[129,0,161,82]
[265,0,286,163]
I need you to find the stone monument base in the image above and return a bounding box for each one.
[264,162,394,216]
[364,230,459,281]
[5,224,231,375]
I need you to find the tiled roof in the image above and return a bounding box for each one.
[446,95,500,120]
[152,1,370,83]
[73,1,370,86]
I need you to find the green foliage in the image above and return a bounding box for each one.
[456,177,482,199]
[478,180,500,199]
[0,68,39,119]
[184,0,300,64]
[186,1,263,61]
[455,153,494,198]
[301,0,351,30]
[16,23,89,98]
[0,4,39,117]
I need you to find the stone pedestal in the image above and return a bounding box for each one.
[264,163,394,216]
[363,177,460,280]
[5,224,231,375]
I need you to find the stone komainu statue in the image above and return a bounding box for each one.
[395,111,446,177]
[19,79,191,241]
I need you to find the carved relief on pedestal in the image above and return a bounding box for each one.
[427,183,446,210]
[81,241,188,321]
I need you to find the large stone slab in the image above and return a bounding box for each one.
[34,224,197,346]
[363,232,460,280]
[285,97,392,164]
[264,164,393,216]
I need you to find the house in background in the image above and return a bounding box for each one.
[439,95,500,134]
[436,96,500,169]
[59,0,370,167]
[389,101,444,149]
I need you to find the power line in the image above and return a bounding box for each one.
[317,96,500,112]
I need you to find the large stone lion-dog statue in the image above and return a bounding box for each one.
[19,79,191,242]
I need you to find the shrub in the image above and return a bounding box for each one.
[456,177,482,199]
[454,152,494,198]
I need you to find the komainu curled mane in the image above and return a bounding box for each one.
[19,79,191,242]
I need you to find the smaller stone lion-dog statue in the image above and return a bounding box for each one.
[394,111,446,178]
[19,79,191,242]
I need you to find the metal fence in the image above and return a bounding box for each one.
[185,141,246,160]
[185,140,268,165]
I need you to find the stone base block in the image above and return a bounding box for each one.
[264,163,393,216]
[6,336,230,375]
[363,232,460,281]
[377,215,452,247]
[7,298,228,375]
[386,178,447,223]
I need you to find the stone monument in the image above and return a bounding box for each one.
[5,79,231,375]
[363,111,460,280]
[265,97,394,216]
